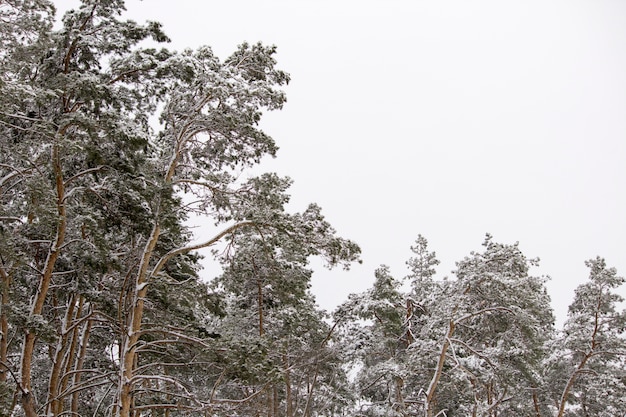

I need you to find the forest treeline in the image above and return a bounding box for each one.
[0,1,624,416]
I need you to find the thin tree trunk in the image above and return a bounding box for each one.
[0,266,14,416]
[405,298,413,346]
[119,222,161,417]
[266,387,273,417]
[556,353,591,417]
[21,133,68,417]
[0,266,10,384]
[532,389,542,417]
[302,360,319,417]
[394,376,408,416]
[284,351,293,417]
[57,296,85,412]
[425,319,455,417]
[71,308,92,415]
[258,277,264,337]
[47,294,77,415]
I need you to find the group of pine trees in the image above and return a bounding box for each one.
[0,0,624,416]
[338,236,626,416]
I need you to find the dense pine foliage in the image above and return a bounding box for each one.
[0,1,624,416]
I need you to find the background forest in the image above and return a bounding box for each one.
[0,1,625,416]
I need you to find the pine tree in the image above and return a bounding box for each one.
[550,257,626,417]
[439,235,555,416]
[337,236,441,417]
[209,203,359,417]
[344,266,408,416]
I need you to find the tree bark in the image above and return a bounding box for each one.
[118,222,161,417]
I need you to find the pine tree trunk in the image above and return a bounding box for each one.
[58,297,85,412]
[21,136,67,417]
[556,353,591,417]
[266,388,273,417]
[425,319,455,417]
[257,275,264,337]
[47,294,77,415]
[283,352,293,417]
[405,298,413,346]
[303,360,320,417]
[118,223,161,417]
[71,309,92,415]
[394,376,407,416]
[532,389,542,417]
[0,266,10,384]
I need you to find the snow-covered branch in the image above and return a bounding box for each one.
[151,220,257,278]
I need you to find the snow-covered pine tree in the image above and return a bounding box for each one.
[336,236,441,417]
[549,257,626,417]
[342,265,409,416]
[209,202,359,417]
[436,235,555,416]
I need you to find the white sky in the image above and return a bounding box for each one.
[54,0,626,325]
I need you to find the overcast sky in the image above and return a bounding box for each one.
[56,0,626,324]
